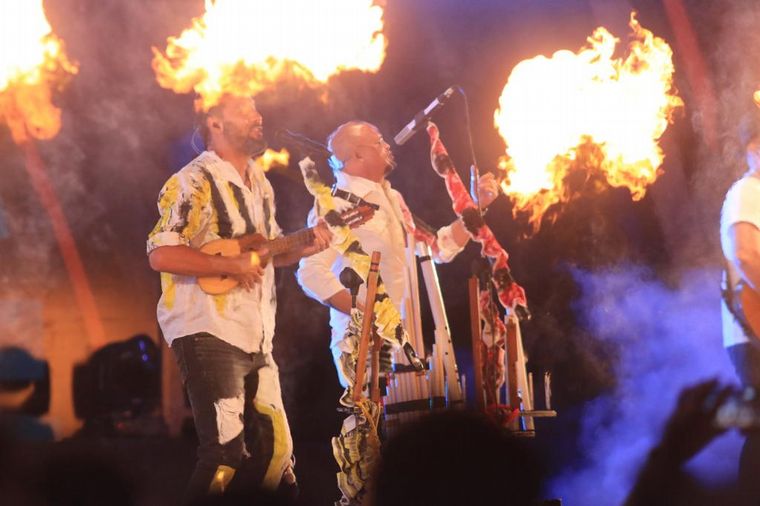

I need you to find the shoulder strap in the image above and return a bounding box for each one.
[330,186,379,210]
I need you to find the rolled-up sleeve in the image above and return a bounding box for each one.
[147,172,209,254]
[394,188,466,264]
[296,208,345,304]
[723,178,760,231]
[297,247,344,303]
[432,222,466,263]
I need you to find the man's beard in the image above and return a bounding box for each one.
[243,137,268,157]
[224,122,267,156]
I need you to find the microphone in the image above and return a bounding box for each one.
[339,267,364,309]
[275,129,331,160]
[393,86,457,146]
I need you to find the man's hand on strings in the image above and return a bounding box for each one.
[228,251,266,290]
[300,218,333,257]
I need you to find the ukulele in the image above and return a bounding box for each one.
[198,204,375,295]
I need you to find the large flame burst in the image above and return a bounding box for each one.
[494,13,682,230]
[256,148,290,172]
[0,0,78,143]
[153,0,387,111]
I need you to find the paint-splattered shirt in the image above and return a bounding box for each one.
[147,151,282,354]
[296,171,465,355]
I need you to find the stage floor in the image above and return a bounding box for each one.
[4,434,339,506]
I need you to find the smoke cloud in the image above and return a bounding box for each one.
[548,264,741,505]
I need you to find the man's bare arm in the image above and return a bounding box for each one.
[149,245,263,289]
[726,222,760,290]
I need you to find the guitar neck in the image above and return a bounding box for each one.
[241,205,372,258]
[265,227,315,257]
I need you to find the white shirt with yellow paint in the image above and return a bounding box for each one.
[296,171,464,353]
[147,151,282,354]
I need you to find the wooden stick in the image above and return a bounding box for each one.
[468,277,485,412]
[353,251,381,403]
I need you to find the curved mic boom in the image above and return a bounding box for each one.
[394,86,457,146]
[275,129,331,160]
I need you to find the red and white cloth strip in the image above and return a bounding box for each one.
[426,122,529,317]
[394,187,440,253]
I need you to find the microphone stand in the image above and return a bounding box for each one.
[452,85,485,220]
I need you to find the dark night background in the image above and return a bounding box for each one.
[2,0,760,504]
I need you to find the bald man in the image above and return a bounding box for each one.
[296,120,498,505]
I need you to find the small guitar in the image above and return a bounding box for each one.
[198,204,375,295]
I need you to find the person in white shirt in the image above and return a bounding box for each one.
[296,120,498,505]
[720,136,760,501]
[147,95,330,504]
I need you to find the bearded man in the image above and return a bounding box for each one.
[148,95,330,504]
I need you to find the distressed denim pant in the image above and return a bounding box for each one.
[172,333,294,504]
[727,342,760,504]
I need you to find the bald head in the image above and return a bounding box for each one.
[327,121,375,169]
[327,121,395,181]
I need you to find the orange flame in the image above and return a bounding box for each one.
[754,89,760,108]
[153,0,387,111]
[256,148,290,172]
[494,13,682,230]
[0,0,78,143]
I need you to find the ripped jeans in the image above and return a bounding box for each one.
[727,342,760,504]
[172,332,294,504]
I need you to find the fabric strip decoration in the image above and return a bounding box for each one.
[426,122,529,318]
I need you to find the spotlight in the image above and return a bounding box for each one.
[0,346,52,441]
[0,346,50,416]
[73,335,166,437]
